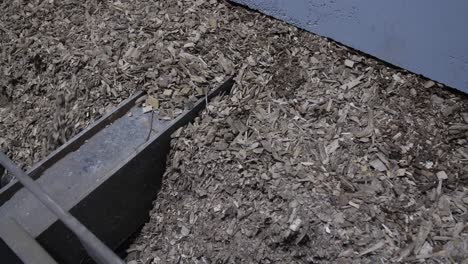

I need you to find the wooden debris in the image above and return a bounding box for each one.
[461,112,468,123]
[351,55,363,62]
[163,89,173,97]
[123,3,466,261]
[340,75,364,89]
[1,1,467,263]
[370,159,387,172]
[424,80,436,88]
[358,240,385,256]
[413,221,433,255]
[344,59,355,68]
[146,96,159,110]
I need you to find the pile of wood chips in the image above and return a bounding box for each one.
[0,0,233,168]
[125,2,468,264]
[0,0,467,263]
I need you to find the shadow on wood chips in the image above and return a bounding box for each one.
[1,0,467,263]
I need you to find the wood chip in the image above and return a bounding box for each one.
[424,80,435,88]
[358,240,385,256]
[163,89,173,97]
[370,159,387,172]
[146,96,160,109]
[340,75,364,89]
[436,171,448,180]
[344,59,355,68]
[351,55,362,62]
[413,221,433,255]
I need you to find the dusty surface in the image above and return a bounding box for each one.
[1,0,468,263]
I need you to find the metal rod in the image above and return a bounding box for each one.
[0,217,58,264]
[0,152,124,264]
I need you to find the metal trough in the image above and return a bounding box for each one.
[0,78,234,263]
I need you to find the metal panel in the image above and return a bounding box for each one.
[232,0,468,93]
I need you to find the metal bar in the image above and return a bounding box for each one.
[27,90,145,178]
[0,217,58,264]
[0,91,145,205]
[0,152,124,264]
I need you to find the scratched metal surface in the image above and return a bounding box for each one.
[232,0,468,93]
